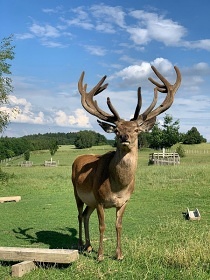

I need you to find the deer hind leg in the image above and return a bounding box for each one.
[96,204,106,261]
[83,206,95,252]
[115,202,127,260]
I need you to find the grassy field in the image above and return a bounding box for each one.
[0,143,210,279]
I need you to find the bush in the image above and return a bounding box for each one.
[176,145,186,157]
[0,168,9,185]
[24,150,30,161]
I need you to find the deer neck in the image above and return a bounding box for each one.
[109,141,138,189]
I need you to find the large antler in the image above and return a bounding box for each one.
[132,65,181,122]
[78,71,120,123]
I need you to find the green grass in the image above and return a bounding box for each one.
[0,144,210,279]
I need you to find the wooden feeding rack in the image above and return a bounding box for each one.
[149,152,180,166]
[0,247,79,277]
[0,196,21,203]
[44,160,58,167]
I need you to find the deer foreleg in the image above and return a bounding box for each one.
[83,206,95,252]
[96,204,105,261]
[115,202,127,260]
[77,201,84,252]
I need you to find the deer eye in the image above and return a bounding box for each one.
[115,128,119,135]
[134,128,139,133]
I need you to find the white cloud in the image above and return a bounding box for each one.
[29,23,60,38]
[55,109,90,127]
[112,58,173,83]
[42,6,62,14]
[84,45,107,56]
[128,10,186,46]
[90,4,126,29]
[15,5,210,53]
[61,7,94,30]
[2,95,91,128]
[183,39,210,51]
[41,40,67,48]
[15,33,34,40]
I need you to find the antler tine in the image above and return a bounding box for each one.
[78,71,120,123]
[107,97,121,120]
[131,87,142,121]
[141,88,158,120]
[173,66,182,90]
[148,66,169,92]
[136,65,181,122]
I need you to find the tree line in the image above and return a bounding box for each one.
[0,116,207,161]
[138,115,206,149]
[0,130,110,161]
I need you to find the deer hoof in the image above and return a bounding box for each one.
[97,254,104,262]
[116,254,124,261]
[85,245,93,253]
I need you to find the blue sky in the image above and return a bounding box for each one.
[1,0,210,141]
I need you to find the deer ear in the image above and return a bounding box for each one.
[97,120,116,133]
[139,117,156,132]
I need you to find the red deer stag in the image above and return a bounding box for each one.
[72,65,181,261]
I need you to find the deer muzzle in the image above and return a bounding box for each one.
[119,134,130,145]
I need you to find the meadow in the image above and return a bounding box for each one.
[0,143,210,279]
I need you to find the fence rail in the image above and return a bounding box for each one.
[185,150,209,154]
[0,154,23,165]
[19,161,33,167]
[149,152,180,166]
[44,160,58,167]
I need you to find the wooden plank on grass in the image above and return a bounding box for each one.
[12,261,37,277]
[0,247,79,263]
[0,196,21,203]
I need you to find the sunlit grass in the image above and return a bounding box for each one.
[0,143,210,279]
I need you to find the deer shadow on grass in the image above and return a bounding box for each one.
[12,227,79,250]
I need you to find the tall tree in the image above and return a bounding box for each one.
[183,127,207,144]
[149,114,180,149]
[161,114,180,149]
[49,140,59,162]
[0,35,15,133]
[148,123,163,150]
[74,130,95,149]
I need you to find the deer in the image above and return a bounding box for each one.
[71,65,181,261]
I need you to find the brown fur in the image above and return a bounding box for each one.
[72,121,144,261]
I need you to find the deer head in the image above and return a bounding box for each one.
[78,66,181,150]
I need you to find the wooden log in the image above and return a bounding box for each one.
[0,247,79,264]
[12,261,37,277]
[0,196,21,203]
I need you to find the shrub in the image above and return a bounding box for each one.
[176,145,186,157]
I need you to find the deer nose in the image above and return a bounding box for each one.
[120,134,129,142]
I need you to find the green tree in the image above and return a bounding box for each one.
[148,123,163,150]
[183,127,207,144]
[161,114,180,149]
[49,140,59,162]
[138,132,150,149]
[74,130,95,149]
[24,150,30,161]
[0,35,15,133]
[148,114,180,149]
[176,145,186,157]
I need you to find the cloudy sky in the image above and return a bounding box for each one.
[1,0,210,141]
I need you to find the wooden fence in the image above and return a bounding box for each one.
[149,152,180,166]
[20,161,33,167]
[44,160,58,167]
[0,154,23,165]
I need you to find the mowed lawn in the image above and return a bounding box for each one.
[0,144,210,279]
